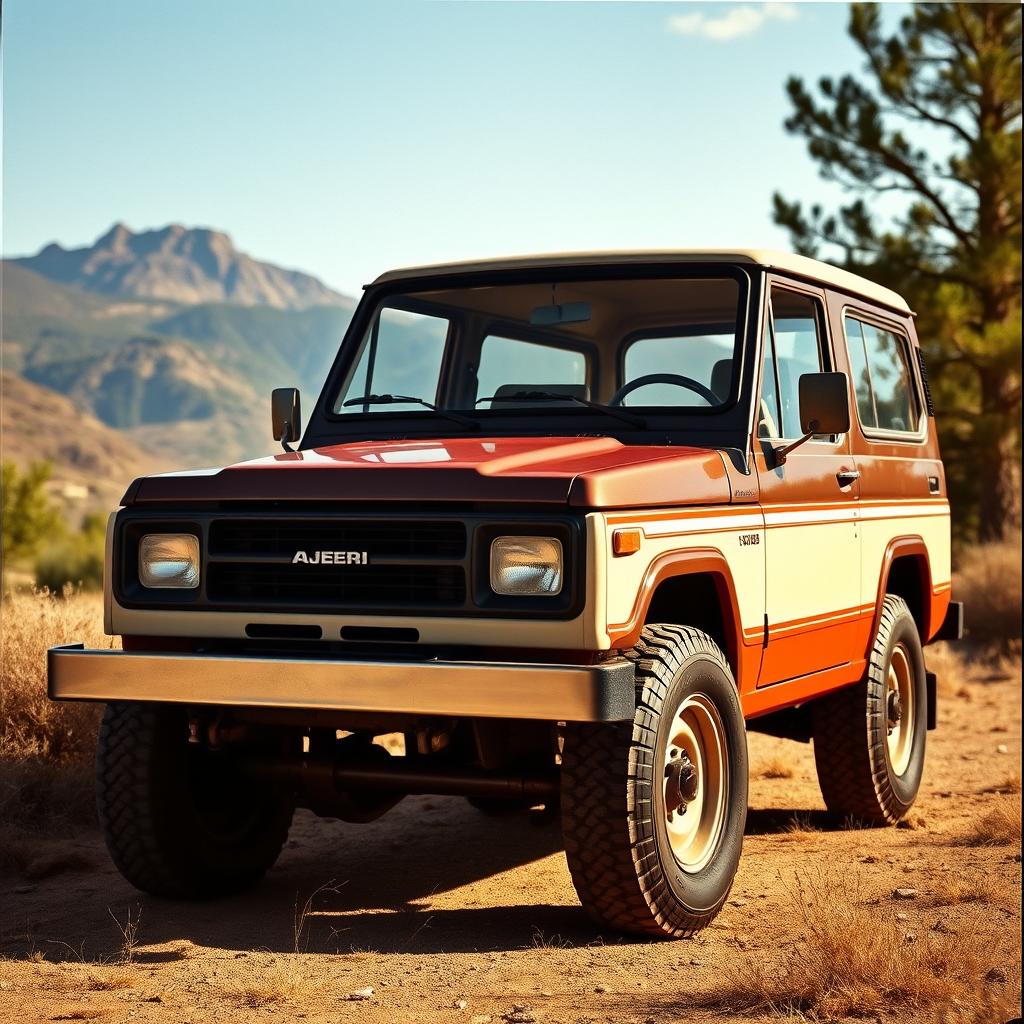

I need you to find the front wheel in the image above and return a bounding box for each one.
[811,594,927,824]
[96,703,294,899]
[560,625,748,938]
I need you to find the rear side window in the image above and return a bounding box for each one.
[844,316,920,434]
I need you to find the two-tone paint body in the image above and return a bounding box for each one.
[58,249,952,726]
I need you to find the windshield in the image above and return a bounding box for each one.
[332,275,743,419]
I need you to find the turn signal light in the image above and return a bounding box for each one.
[612,529,642,557]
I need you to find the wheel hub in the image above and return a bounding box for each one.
[887,690,903,729]
[885,643,916,776]
[665,751,699,815]
[661,693,729,874]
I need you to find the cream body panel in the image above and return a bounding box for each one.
[858,500,952,606]
[600,506,766,641]
[762,505,861,627]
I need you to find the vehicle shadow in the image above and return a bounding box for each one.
[2,796,583,959]
[3,797,854,959]
[744,807,849,834]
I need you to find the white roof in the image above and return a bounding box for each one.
[371,248,911,314]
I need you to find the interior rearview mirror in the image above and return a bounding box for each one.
[530,301,592,326]
[799,372,851,435]
[271,388,301,450]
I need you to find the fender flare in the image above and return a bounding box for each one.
[872,535,934,645]
[607,547,750,686]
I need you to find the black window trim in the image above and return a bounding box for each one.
[840,304,927,445]
[310,262,754,441]
[758,279,844,446]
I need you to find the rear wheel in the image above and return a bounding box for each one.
[96,702,293,898]
[811,594,927,824]
[560,625,748,938]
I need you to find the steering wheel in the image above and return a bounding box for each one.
[610,373,719,408]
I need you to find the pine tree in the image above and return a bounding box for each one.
[774,3,1021,541]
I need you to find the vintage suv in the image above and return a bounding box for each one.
[50,250,963,938]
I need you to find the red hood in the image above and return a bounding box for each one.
[124,436,733,509]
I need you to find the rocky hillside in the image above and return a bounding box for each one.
[1,232,356,496]
[12,223,352,310]
[0,372,171,516]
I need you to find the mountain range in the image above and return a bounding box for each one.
[13,223,351,310]
[1,224,359,517]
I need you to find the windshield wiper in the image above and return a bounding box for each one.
[342,393,479,430]
[477,390,646,429]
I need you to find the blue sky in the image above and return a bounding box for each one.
[2,1,871,295]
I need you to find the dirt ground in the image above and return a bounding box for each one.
[1,650,1020,1024]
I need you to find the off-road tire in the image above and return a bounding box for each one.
[560,625,748,938]
[811,595,927,825]
[96,702,294,899]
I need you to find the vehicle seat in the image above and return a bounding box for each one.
[710,359,732,403]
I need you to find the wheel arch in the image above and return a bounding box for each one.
[608,549,748,687]
[875,536,934,644]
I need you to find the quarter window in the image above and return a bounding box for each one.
[844,316,920,434]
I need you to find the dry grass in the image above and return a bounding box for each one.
[954,538,1022,648]
[85,968,138,991]
[223,959,319,1008]
[981,773,1021,795]
[926,641,968,697]
[706,869,1020,1021]
[754,756,794,780]
[774,813,820,842]
[0,588,111,762]
[963,798,1022,847]
[930,870,1012,907]
[0,590,112,874]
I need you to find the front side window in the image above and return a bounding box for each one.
[844,315,920,434]
[757,317,782,438]
[759,289,827,438]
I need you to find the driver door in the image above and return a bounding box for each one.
[754,281,862,686]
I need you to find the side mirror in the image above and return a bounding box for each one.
[773,372,850,464]
[271,388,301,451]
[798,372,851,435]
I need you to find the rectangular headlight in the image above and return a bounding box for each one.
[490,536,563,596]
[139,533,200,589]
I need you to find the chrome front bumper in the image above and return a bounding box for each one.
[47,644,635,722]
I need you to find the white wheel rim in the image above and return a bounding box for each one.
[662,693,729,873]
[886,643,915,776]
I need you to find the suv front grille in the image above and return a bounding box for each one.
[207,562,466,607]
[205,518,467,611]
[208,520,466,560]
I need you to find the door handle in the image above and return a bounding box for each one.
[836,469,860,487]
